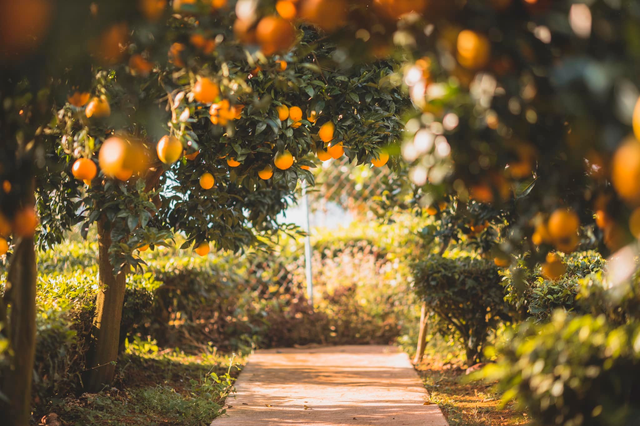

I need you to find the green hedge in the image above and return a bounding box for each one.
[479,263,640,426]
[482,312,640,426]
[412,255,512,364]
[1,224,418,415]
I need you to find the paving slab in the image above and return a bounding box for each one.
[212,345,449,426]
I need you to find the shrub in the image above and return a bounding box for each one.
[11,220,420,417]
[412,255,512,364]
[481,312,640,426]
[503,251,605,322]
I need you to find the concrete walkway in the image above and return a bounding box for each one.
[212,345,449,426]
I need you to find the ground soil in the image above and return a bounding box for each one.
[416,358,529,426]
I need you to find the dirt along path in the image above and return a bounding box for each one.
[212,345,449,426]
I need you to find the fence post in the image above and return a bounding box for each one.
[302,180,313,308]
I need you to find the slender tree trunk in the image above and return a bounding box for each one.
[413,236,451,365]
[1,237,37,426]
[465,333,482,366]
[413,302,429,364]
[83,220,128,392]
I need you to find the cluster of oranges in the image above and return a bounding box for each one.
[70,135,156,186]
[532,208,581,254]
[191,77,244,125]
[67,92,111,118]
[0,207,39,256]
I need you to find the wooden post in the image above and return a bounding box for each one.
[413,301,429,365]
[83,219,128,392]
[1,237,37,426]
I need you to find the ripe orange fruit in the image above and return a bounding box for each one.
[374,0,425,20]
[548,208,580,240]
[289,106,302,122]
[426,207,438,215]
[227,157,241,167]
[277,105,290,121]
[276,60,287,71]
[612,137,640,205]
[327,141,344,159]
[2,181,10,193]
[96,23,129,64]
[193,77,220,104]
[68,91,91,107]
[190,33,206,49]
[276,1,297,20]
[72,158,98,181]
[185,150,200,161]
[0,214,11,237]
[212,0,227,9]
[604,223,627,251]
[301,165,311,170]
[115,168,133,181]
[308,110,318,124]
[173,0,196,11]
[256,16,296,55]
[371,151,389,167]
[258,165,274,180]
[13,206,38,237]
[555,234,579,254]
[99,137,129,177]
[629,208,640,238]
[129,54,154,76]
[231,104,244,119]
[319,122,335,143]
[200,173,215,189]
[274,150,294,170]
[300,0,346,32]
[169,42,186,67]
[195,241,210,256]
[138,244,150,252]
[317,147,332,162]
[0,238,8,255]
[157,135,183,164]
[210,100,235,125]
[234,18,257,44]
[532,223,551,246]
[595,210,610,229]
[139,0,167,21]
[494,256,510,268]
[470,221,489,234]
[457,30,491,70]
[541,257,566,281]
[0,0,52,59]
[633,97,640,141]
[85,96,111,118]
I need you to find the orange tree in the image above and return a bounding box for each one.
[258,0,640,268]
[1,0,407,419]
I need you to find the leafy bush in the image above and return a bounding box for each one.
[503,251,605,322]
[481,312,640,426]
[412,255,512,364]
[16,220,419,415]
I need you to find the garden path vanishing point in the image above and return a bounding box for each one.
[211,345,449,426]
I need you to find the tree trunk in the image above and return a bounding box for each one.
[1,237,37,426]
[413,302,429,364]
[83,220,128,392]
[412,236,451,365]
[465,334,481,366]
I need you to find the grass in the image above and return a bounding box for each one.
[42,338,245,426]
